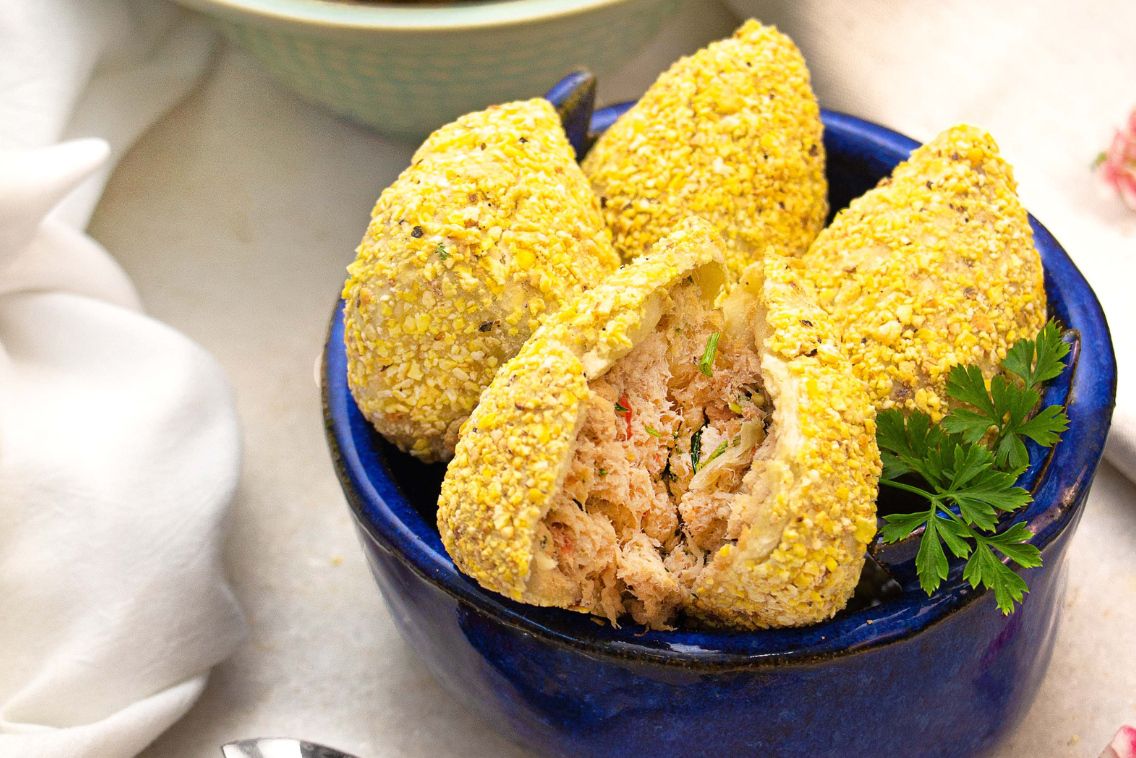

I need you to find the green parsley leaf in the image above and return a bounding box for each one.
[936,518,974,559]
[879,510,930,543]
[945,441,992,489]
[880,436,1028,531]
[877,409,956,489]
[699,332,720,377]
[952,490,999,531]
[880,450,913,481]
[1002,320,1069,390]
[941,323,1070,472]
[945,364,997,419]
[435,242,449,260]
[954,469,1030,513]
[1016,404,1070,447]
[984,523,1043,567]
[614,400,630,413]
[989,377,1039,469]
[916,517,950,595]
[907,412,944,458]
[885,410,943,462]
[994,432,1029,472]
[963,543,1031,615]
[875,409,914,459]
[874,322,1070,615]
[940,407,996,444]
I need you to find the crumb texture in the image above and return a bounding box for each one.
[533,279,771,627]
[687,258,880,629]
[438,218,727,606]
[439,218,880,629]
[582,20,827,275]
[343,99,618,462]
[797,124,1047,421]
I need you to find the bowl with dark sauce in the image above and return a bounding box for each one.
[322,73,1116,758]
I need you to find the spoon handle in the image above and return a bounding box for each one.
[222,737,362,758]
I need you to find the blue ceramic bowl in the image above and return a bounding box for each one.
[322,81,1117,758]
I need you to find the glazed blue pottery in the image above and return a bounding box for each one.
[322,76,1117,758]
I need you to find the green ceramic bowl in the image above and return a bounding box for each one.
[174,0,681,141]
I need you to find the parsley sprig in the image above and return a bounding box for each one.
[940,321,1070,470]
[876,321,1069,614]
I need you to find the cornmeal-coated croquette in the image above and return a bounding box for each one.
[343,99,619,462]
[797,124,1047,422]
[581,20,827,275]
[437,218,879,629]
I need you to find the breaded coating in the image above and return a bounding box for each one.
[437,218,729,603]
[688,260,880,628]
[796,125,1047,421]
[437,217,879,629]
[343,99,619,462]
[581,20,827,275]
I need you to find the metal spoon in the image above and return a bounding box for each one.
[222,738,361,758]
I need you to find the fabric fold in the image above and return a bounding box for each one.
[0,2,245,757]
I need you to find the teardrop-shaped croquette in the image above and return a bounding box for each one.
[797,125,1047,421]
[437,218,879,629]
[343,99,620,462]
[581,20,827,275]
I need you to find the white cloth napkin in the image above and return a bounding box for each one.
[725,0,1136,479]
[0,3,245,757]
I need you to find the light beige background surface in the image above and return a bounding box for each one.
[86,2,1135,756]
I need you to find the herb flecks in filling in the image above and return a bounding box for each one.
[699,332,720,377]
[532,282,772,628]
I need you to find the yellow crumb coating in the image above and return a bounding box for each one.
[687,258,880,628]
[437,218,730,602]
[438,217,879,628]
[343,98,619,462]
[581,19,827,275]
[796,124,1047,421]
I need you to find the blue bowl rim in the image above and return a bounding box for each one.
[322,107,1117,669]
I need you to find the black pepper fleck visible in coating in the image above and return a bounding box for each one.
[411,226,424,238]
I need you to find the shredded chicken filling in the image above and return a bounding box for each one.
[532,282,774,628]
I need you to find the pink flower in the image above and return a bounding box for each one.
[1096,108,1136,210]
[1100,725,1136,758]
